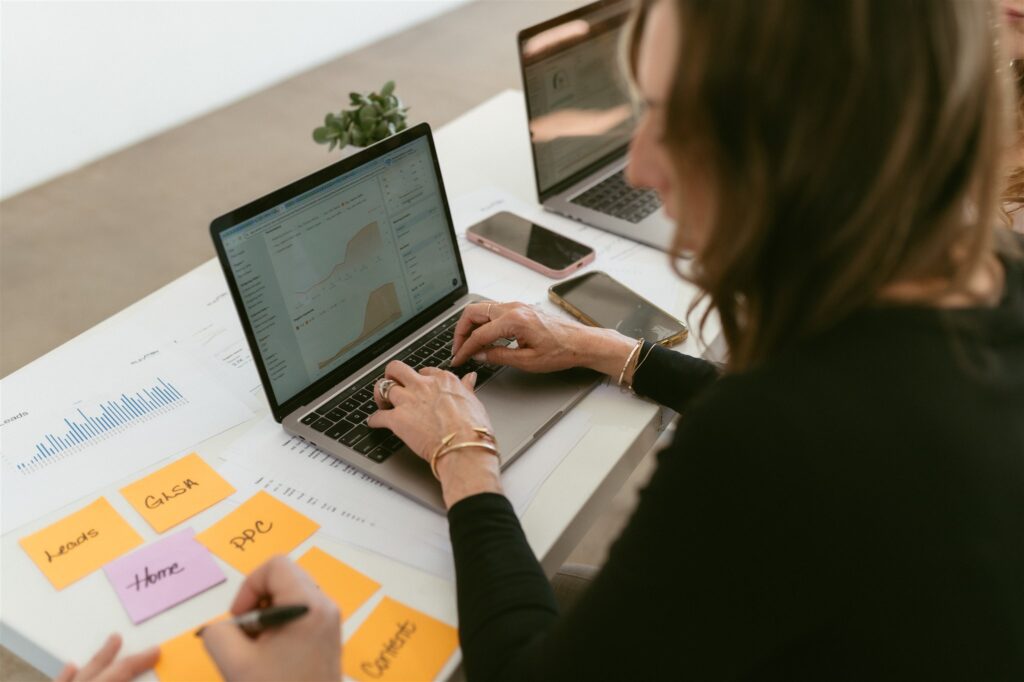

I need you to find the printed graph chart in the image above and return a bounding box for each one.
[19,378,188,475]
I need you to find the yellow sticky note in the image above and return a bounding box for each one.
[297,546,380,617]
[343,597,458,682]
[195,491,318,574]
[155,617,226,682]
[120,453,236,533]
[19,497,143,590]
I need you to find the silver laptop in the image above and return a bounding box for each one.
[211,123,597,512]
[518,0,675,251]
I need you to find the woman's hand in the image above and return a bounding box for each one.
[54,634,158,682]
[451,301,639,380]
[366,362,502,508]
[200,555,340,682]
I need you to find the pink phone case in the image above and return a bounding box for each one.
[466,230,596,279]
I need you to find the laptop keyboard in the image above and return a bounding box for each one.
[298,308,509,464]
[570,169,661,223]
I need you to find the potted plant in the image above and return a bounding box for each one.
[312,81,409,152]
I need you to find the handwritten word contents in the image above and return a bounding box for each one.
[154,616,228,682]
[103,528,225,624]
[19,497,142,590]
[195,491,318,574]
[296,546,380,617]
[121,452,235,533]
[343,597,458,682]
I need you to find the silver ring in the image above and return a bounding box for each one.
[377,378,397,407]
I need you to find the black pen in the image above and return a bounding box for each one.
[195,604,309,638]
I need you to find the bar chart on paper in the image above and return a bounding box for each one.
[0,323,253,532]
[21,378,187,474]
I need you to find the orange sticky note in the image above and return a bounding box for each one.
[343,597,458,682]
[297,546,380,617]
[155,617,226,682]
[120,453,236,533]
[19,497,143,590]
[195,491,318,574]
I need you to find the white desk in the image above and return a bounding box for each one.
[0,90,710,679]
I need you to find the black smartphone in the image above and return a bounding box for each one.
[548,270,688,346]
[466,211,595,278]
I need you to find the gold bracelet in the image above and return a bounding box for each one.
[618,337,644,387]
[628,341,657,391]
[429,426,496,480]
[431,441,499,480]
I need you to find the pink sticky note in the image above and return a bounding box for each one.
[104,528,225,624]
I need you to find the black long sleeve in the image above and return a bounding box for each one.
[448,252,1024,680]
[630,340,720,412]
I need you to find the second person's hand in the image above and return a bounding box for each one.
[200,555,340,682]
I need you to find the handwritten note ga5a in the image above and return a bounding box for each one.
[19,497,143,590]
[120,453,235,533]
[343,597,458,682]
[195,491,318,574]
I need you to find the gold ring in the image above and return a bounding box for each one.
[377,378,397,407]
[486,303,493,320]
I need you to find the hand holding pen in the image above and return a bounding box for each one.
[199,556,341,681]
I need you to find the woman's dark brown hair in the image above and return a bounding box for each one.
[626,0,1015,371]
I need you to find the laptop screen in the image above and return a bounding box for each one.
[520,0,636,199]
[217,135,463,405]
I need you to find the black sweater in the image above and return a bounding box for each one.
[448,250,1024,680]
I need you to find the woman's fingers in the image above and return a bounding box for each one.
[452,302,499,356]
[102,646,160,682]
[76,634,123,680]
[228,555,316,615]
[451,318,517,366]
[461,371,478,390]
[384,360,421,386]
[54,663,77,682]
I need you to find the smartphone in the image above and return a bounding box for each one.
[548,270,688,346]
[466,211,595,278]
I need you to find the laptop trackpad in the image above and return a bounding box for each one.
[476,367,596,466]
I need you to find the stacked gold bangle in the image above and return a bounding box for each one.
[429,426,499,481]
[619,338,656,392]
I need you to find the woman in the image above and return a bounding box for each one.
[1004,1,1024,231]
[364,0,1023,678]
[63,0,1023,679]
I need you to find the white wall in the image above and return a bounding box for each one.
[0,0,469,200]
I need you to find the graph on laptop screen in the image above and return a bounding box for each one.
[219,136,462,404]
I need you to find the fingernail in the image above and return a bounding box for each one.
[472,352,486,362]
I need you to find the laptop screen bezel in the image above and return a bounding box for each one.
[209,123,469,422]
[517,0,635,203]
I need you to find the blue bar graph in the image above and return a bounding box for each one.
[19,378,186,472]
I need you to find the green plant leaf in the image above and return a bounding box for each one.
[312,126,330,144]
[381,80,395,97]
[338,131,350,147]
[350,92,363,105]
[358,106,378,126]
[396,120,407,132]
[374,121,389,139]
[328,139,337,151]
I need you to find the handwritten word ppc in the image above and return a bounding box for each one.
[196,492,317,574]
[229,520,273,551]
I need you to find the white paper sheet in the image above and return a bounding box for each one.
[216,404,594,579]
[0,321,252,532]
[126,261,266,413]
